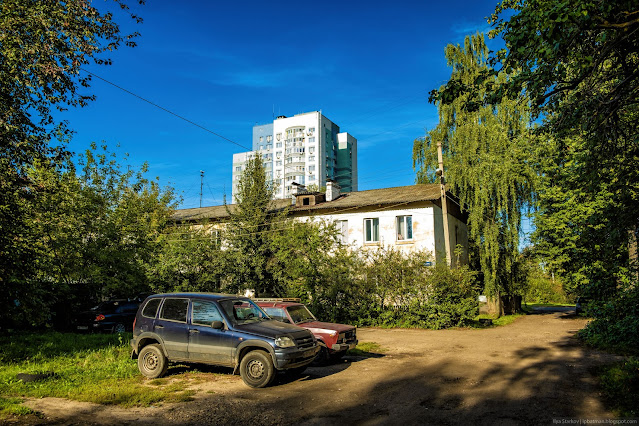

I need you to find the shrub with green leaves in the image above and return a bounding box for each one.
[303,248,479,329]
[578,287,639,355]
[598,357,639,417]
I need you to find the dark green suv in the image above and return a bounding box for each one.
[130,293,319,388]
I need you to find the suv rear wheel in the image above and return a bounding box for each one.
[239,350,275,388]
[138,344,168,379]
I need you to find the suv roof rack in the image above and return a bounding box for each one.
[253,297,301,302]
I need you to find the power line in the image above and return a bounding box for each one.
[81,68,251,151]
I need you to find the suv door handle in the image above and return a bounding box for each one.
[155,325,164,329]
[189,329,199,334]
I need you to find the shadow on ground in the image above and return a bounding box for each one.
[162,333,619,425]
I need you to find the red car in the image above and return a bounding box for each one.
[254,299,358,363]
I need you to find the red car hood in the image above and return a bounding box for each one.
[300,321,355,334]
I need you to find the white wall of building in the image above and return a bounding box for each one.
[299,206,440,258]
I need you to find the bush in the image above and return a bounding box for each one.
[598,357,639,417]
[305,249,479,329]
[578,287,639,354]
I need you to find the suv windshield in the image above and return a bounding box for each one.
[287,305,316,324]
[219,299,269,325]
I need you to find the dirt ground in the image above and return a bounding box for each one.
[15,307,623,425]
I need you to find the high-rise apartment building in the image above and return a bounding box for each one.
[231,111,357,200]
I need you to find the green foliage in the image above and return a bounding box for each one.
[347,342,385,357]
[0,332,193,417]
[0,0,147,329]
[149,223,224,293]
[303,248,479,329]
[598,357,639,417]
[578,286,639,355]
[268,219,342,298]
[223,155,283,296]
[488,0,639,158]
[1,144,176,328]
[469,1,639,351]
[0,0,143,157]
[517,247,568,304]
[414,33,535,298]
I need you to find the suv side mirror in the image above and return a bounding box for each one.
[211,320,224,329]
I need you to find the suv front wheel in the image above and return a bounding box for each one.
[239,350,275,388]
[138,344,168,379]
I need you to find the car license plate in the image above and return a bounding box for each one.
[77,326,89,330]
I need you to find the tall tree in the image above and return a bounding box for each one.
[14,143,176,326]
[413,34,535,307]
[488,0,639,260]
[0,0,144,326]
[1,0,144,160]
[223,154,283,296]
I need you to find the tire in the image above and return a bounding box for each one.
[138,344,168,379]
[113,323,126,334]
[314,345,330,365]
[239,350,275,388]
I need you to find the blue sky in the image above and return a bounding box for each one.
[60,0,501,210]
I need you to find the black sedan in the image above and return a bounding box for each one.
[73,300,139,333]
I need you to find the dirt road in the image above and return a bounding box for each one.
[21,308,622,425]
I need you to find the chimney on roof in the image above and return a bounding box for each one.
[291,181,305,205]
[326,179,341,202]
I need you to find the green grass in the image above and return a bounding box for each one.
[0,332,195,419]
[523,302,575,308]
[469,313,525,328]
[598,357,639,417]
[347,341,385,357]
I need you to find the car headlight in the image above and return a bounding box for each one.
[275,336,295,348]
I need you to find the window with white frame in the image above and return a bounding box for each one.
[335,220,348,244]
[396,215,413,241]
[276,142,282,148]
[364,218,379,243]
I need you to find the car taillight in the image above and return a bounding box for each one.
[95,314,105,321]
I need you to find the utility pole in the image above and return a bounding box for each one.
[437,142,452,266]
[200,170,204,208]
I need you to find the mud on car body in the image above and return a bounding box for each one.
[130,293,319,388]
